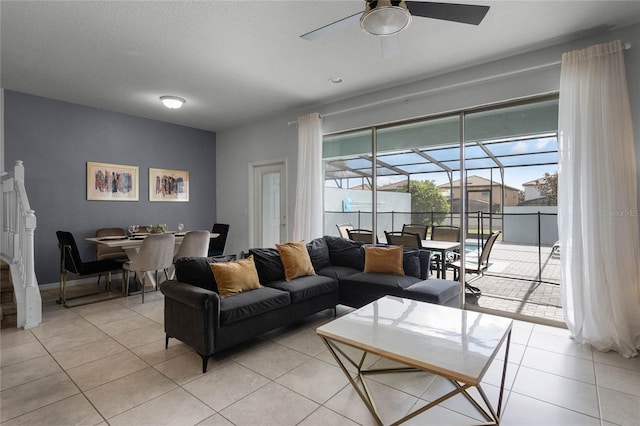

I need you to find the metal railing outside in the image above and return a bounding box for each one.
[325,209,560,285]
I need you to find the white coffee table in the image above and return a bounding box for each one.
[316,296,512,425]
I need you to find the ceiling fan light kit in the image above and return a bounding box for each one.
[360,0,412,36]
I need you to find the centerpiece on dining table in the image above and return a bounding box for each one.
[150,223,168,233]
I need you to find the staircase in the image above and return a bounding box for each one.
[1,261,17,328]
[1,160,41,329]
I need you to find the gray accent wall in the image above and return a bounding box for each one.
[217,24,640,257]
[4,91,216,285]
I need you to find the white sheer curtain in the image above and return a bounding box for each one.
[558,40,640,358]
[292,113,324,241]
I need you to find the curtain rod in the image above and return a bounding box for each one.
[288,42,631,126]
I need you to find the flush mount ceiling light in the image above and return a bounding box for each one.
[329,77,344,84]
[160,95,185,109]
[360,0,411,36]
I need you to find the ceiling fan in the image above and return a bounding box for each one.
[301,0,490,58]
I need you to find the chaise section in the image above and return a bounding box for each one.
[339,271,423,307]
[403,278,461,308]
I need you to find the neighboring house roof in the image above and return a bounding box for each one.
[438,175,520,192]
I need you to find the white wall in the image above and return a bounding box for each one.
[216,118,297,255]
[217,24,640,255]
[503,206,558,245]
[524,184,544,201]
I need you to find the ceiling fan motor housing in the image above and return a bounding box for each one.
[360,0,412,36]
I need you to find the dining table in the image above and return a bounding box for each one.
[86,231,220,293]
[420,239,461,279]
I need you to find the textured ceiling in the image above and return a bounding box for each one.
[2,1,640,132]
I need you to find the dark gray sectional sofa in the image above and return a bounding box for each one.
[160,235,460,373]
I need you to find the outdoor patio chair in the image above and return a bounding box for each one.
[336,223,353,239]
[402,224,429,240]
[431,225,460,242]
[431,225,461,276]
[385,231,423,249]
[448,231,501,295]
[347,228,378,244]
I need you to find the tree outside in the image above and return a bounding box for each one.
[400,180,450,224]
[535,172,558,205]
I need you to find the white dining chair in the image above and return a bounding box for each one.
[123,233,175,303]
[173,230,210,262]
[169,230,210,279]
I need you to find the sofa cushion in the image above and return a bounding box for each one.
[175,256,227,293]
[417,249,432,280]
[324,236,365,270]
[316,265,361,281]
[364,245,404,276]
[404,279,460,306]
[306,238,331,271]
[276,241,316,281]
[403,249,421,279]
[340,271,422,298]
[210,255,263,298]
[263,275,338,303]
[219,287,291,325]
[249,248,285,284]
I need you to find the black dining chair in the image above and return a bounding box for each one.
[208,223,229,256]
[56,230,124,305]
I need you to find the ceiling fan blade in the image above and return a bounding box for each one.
[381,35,401,59]
[301,12,362,41]
[405,2,489,25]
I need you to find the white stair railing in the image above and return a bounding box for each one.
[1,160,41,329]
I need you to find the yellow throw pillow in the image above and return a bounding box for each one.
[276,241,316,281]
[210,255,262,298]
[363,245,405,276]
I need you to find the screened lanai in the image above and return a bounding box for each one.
[322,96,563,323]
[324,97,559,204]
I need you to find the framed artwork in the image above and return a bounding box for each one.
[87,162,139,201]
[149,168,189,202]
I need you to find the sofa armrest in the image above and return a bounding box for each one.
[160,280,221,356]
[161,280,221,312]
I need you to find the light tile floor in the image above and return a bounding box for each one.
[1,287,639,426]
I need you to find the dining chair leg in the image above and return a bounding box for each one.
[58,270,67,305]
[141,274,145,304]
[124,270,130,297]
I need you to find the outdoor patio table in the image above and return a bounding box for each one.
[421,240,460,279]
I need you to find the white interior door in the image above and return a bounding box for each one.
[250,160,287,248]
